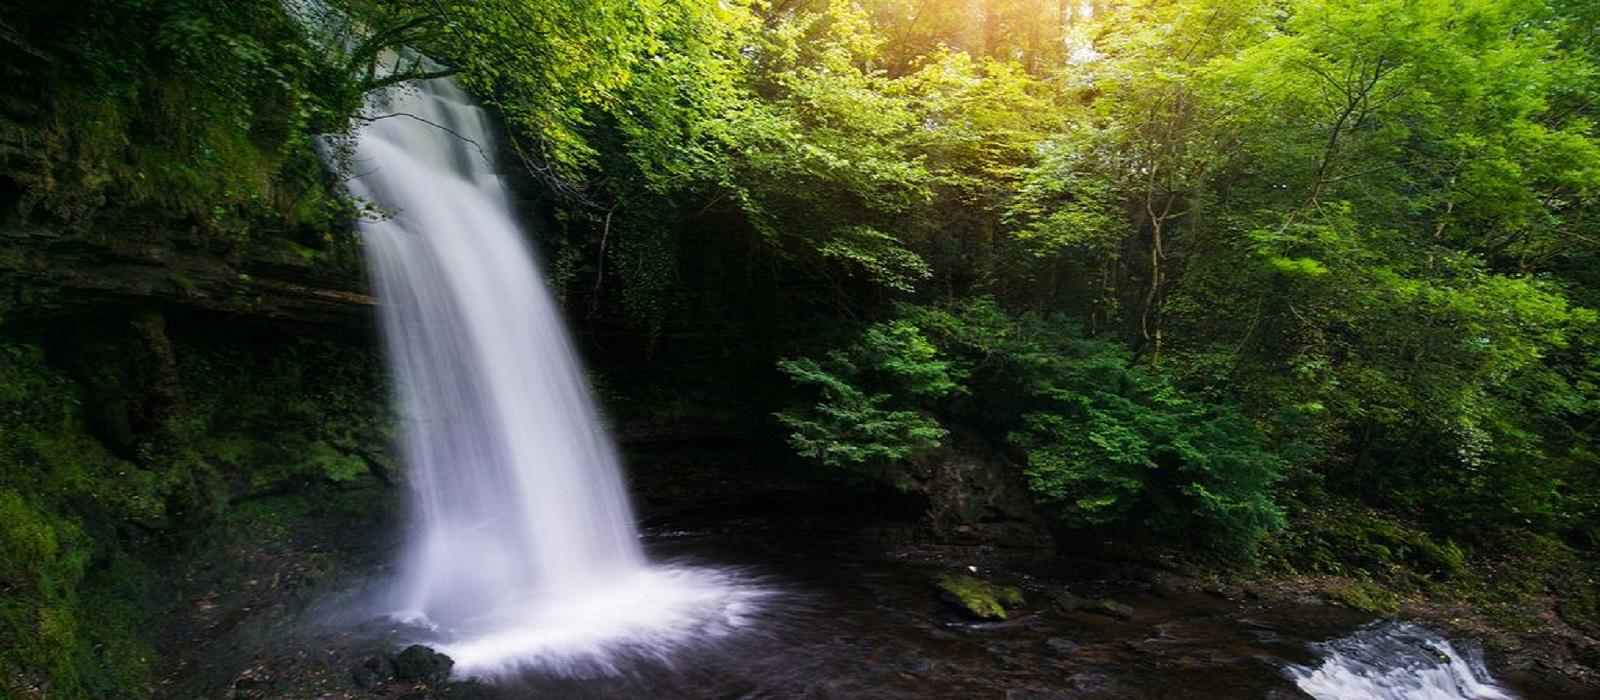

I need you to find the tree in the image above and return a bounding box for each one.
[1007,0,1276,353]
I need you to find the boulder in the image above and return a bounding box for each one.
[350,654,396,690]
[1052,590,1086,613]
[934,573,1025,621]
[1045,637,1082,656]
[391,644,454,685]
[907,427,1052,548]
[1082,597,1136,621]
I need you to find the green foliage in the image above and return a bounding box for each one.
[1267,500,1600,635]
[994,0,1600,554]
[1263,500,1468,582]
[918,299,1288,553]
[859,0,1075,75]
[778,299,1288,553]
[176,336,393,492]
[775,319,955,479]
[1319,581,1403,615]
[0,0,385,261]
[4,0,1599,682]
[423,0,684,177]
[426,0,1063,328]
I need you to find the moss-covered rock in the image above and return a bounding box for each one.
[393,644,455,685]
[0,340,170,699]
[1319,580,1402,615]
[0,316,394,699]
[1052,590,1086,614]
[933,573,1025,621]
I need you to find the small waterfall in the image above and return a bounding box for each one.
[339,69,769,679]
[1289,621,1518,700]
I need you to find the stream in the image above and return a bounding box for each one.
[163,477,1581,699]
[439,493,1546,700]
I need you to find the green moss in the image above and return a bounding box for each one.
[0,325,394,698]
[1454,531,1599,635]
[2,0,362,265]
[0,342,164,699]
[1320,581,1402,615]
[933,573,1024,621]
[176,336,393,495]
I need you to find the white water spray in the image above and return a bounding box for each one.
[1289,621,1518,700]
[339,70,769,679]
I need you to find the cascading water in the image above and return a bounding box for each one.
[337,67,769,679]
[1289,621,1519,700]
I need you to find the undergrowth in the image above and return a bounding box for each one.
[1262,496,1599,650]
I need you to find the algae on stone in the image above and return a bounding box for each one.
[934,573,1025,621]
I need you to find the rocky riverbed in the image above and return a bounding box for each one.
[149,460,1595,700]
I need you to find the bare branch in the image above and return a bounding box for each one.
[355,111,493,165]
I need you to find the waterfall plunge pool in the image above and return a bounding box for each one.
[161,481,1578,699]
[397,502,1557,700]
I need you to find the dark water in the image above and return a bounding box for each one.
[459,501,1540,700]
[175,484,1578,700]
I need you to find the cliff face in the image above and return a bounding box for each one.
[0,217,374,336]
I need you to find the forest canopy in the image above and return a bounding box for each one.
[379,0,1600,554]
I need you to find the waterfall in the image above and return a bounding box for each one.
[352,74,643,625]
[1289,621,1518,700]
[339,69,768,679]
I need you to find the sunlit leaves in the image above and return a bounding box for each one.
[818,226,934,291]
[1001,0,1600,542]
[432,0,730,176]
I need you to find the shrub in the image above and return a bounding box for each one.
[777,298,1289,554]
[775,319,956,483]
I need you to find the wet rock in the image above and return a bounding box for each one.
[906,427,1052,548]
[1082,598,1135,621]
[351,653,396,690]
[1146,572,1199,597]
[1045,637,1082,656]
[226,664,275,700]
[1051,588,1133,619]
[392,644,454,685]
[1052,590,1087,613]
[999,585,1026,609]
[1066,672,1120,693]
[934,573,1025,621]
[0,222,374,336]
[986,641,1028,670]
[897,654,937,677]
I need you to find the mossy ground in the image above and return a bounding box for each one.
[0,318,397,699]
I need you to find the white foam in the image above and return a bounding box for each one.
[422,564,778,679]
[1290,621,1517,700]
